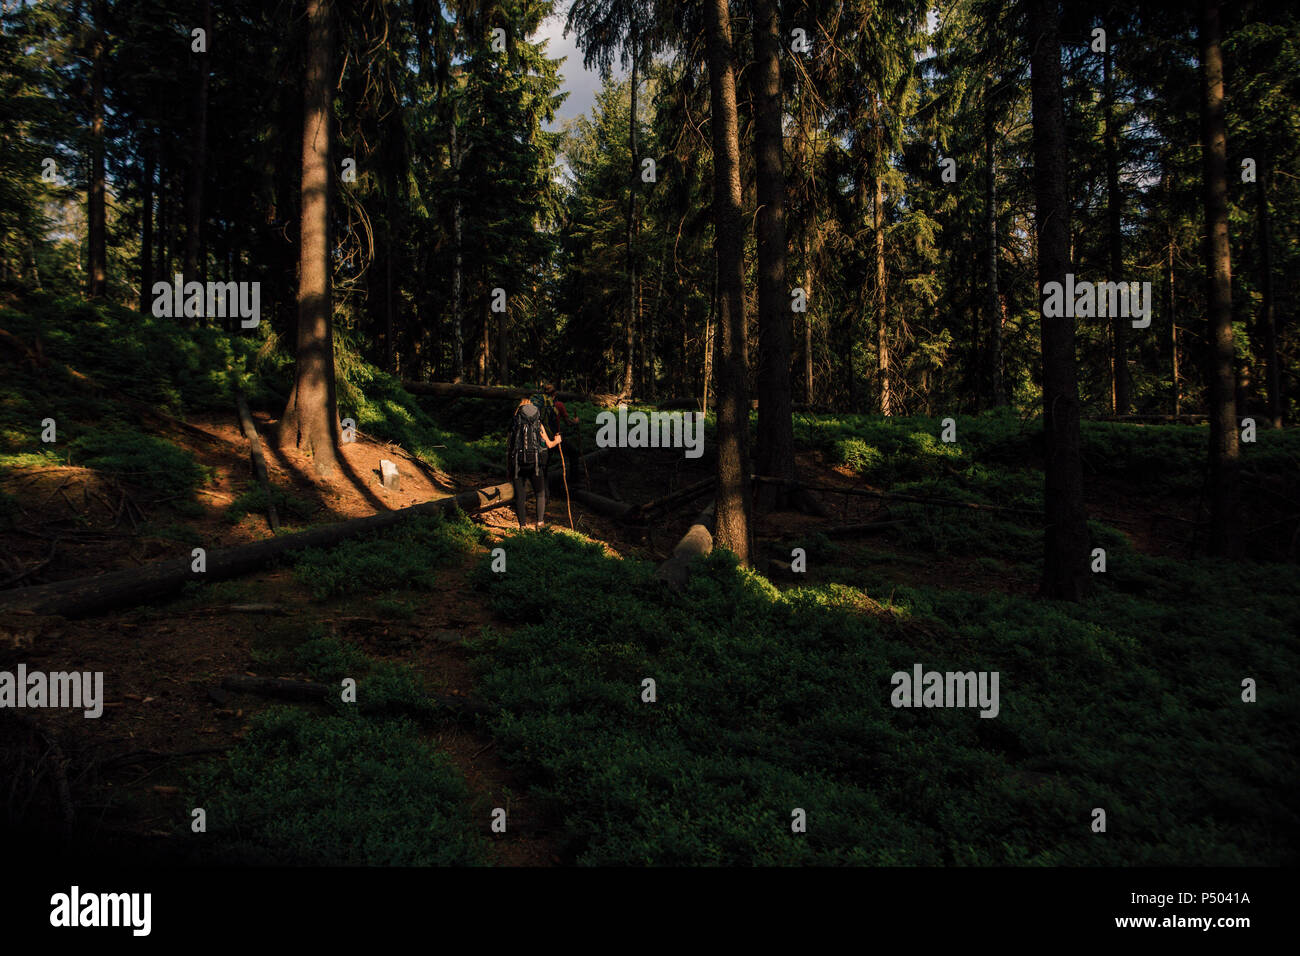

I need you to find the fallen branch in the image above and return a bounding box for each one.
[235,391,280,533]
[823,520,909,538]
[570,488,634,521]
[0,450,608,620]
[788,485,831,518]
[355,429,456,491]
[633,475,715,518]
[0,537,58,588]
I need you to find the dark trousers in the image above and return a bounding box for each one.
[511,463,548,526]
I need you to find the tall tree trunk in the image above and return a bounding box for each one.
[1168,226,1180,416]
[156,158,167,280]
[702,263,716,411]
[623,43,639,398]
[450,120,464,382]
[1257,158,1281,428]
[184,0,211,292]
[848,109,868,414]
[1200,0,1239,556]
[984,80,1003,407]
[804,225,815,406]
[385,181,396,373]
[871,95,890,416]
[704,0,752,565]
[87,0,107,299]
[498,302,508,385]
[749,0,795,507]
[277,0,340,478]
[139,136,154,314]
[1104,42,1128,414]
[645,242,665,398]
[795,91,817,407]
[970,252,981,412]
[680,298,690,397]
[1029,0,1091,601]
[479,298,489,384]
[874,168,890,415]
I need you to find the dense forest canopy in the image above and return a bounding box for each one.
[2,0,1298,574]
[5,0,1294,408]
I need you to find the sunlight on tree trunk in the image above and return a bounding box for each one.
[704,0,751,566]
[278,0,340,479]
[1200,0,1239,557]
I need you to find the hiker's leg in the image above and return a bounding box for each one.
[511,472,528,527]
[533,470,547,527]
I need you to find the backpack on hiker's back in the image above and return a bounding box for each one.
[531,390,559,435]
[509,401,546,476]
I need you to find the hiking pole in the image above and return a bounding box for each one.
[559,443,574,530]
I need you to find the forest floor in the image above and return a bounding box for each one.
[0,404,1207,865]
[2,301,1295,866]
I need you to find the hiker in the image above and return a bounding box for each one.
[531,382,579,437]
[507,396,562,529]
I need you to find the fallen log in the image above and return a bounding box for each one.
[570,488,634,521]
[235,391,280,533]
[788,485,831,518]
[633,475,716,518]
[654,501,715,589]
[219,675,493,718]
[0,451,603,620]
[548,448,607,496]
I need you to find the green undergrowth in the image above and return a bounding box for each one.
[224,485,318,525]
[186,633,486,865]
[0,295,490,487]
[467,529,1299,865]
[331,350,490,472]
[801,408,1300,493]
[798,410,1300,562]
[0,294,273,416]
[290,510,485,599]
[0,297,240,489]
[67,428,212,497]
